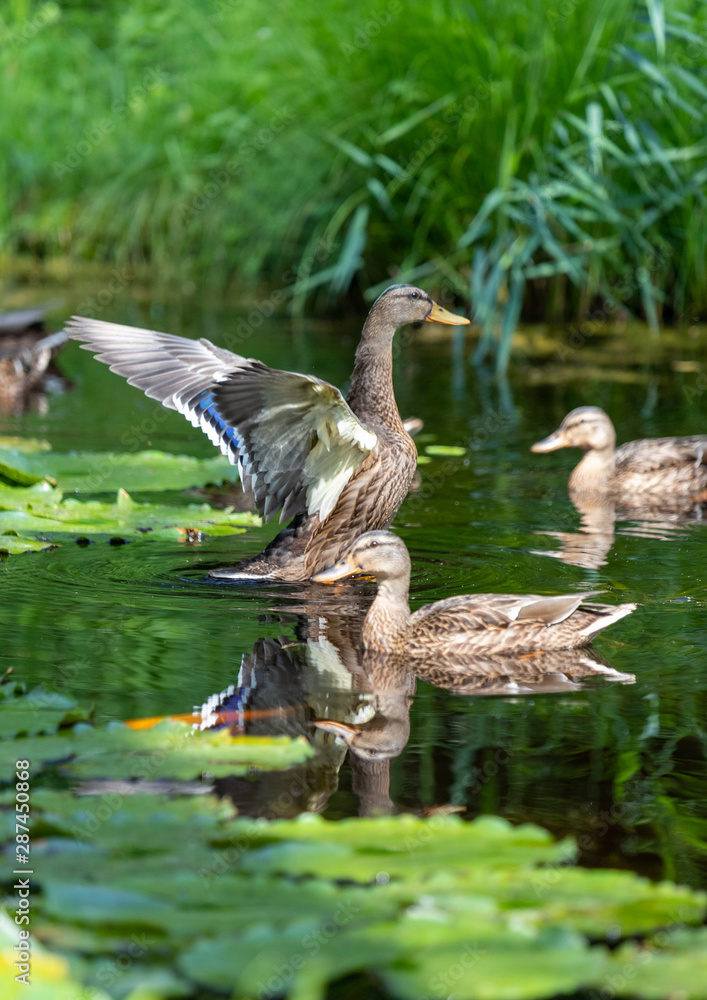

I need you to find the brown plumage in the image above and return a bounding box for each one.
[0,306,67,413]
[532,406,707,501]
[312,531,637,657]
[66,286,468,580]
[414,646,635,693]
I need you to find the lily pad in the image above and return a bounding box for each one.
[2,682,706,1000]
[0,685,312,783]
[0,484,258,555]
[0,459,51,487]
[0,479,61,510]
[0,534,54,555]
[424,444,467,457]
[0,684,91,739]
[2,721,312,781]
[0,445,236,493]
[236,813,576,880]
[613,928,707,999]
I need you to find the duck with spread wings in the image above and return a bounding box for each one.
[68,285,468,580]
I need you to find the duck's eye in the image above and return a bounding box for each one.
[370,541,378,548]
[410,291,419,299]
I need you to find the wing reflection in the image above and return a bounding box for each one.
[195,611,634,819]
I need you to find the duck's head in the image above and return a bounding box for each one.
[311,530,410,584]
[365,284,469,340]
[531,406,616,454]
[314,699,410,761]
[313,711,409,762]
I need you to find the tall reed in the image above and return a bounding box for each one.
[2,0,706,368]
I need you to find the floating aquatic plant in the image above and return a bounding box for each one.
[1,682,706,1000]
[0,439,257,556]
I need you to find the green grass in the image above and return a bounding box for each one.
[2,0,707,368]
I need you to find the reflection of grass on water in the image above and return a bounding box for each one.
[3,1,707,368]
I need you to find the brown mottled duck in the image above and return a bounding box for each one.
[67,285,468,580]
[532,406,707,500]
[0,306,67,413]
[312,531,636,656]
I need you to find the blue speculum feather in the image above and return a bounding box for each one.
[192,388,240,460]
[211,687,248,728]
[198,684,250,730]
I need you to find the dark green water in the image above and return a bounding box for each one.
[2,296,706,888]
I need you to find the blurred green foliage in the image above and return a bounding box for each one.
[3,1,707,368]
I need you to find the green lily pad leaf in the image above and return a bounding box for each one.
[27,789,236,846]
[1,722,312,781]
[84,964,192,999]
[0,685,90,738]
[0,446,236,493]
[64,725,315,780]
[43,883,173,928]
[424,444,467,456]
[0,487,258,554]
[0,534,55,554]
[383,925,608,1000]
[0,459,51,487]
[179,924,402,997]
[0,683,311,780]
[237,813,575,881]
[0,913,113,1000]
[612,928,707,998]
[0,479,62,510]
[425,866,707,940]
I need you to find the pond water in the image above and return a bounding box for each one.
[2,293,706,891]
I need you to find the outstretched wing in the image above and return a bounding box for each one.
[213,363,377,522]
[67,317,376,523]
[67,316,249,466]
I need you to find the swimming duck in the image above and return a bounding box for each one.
[67,285,468,580]
[531,406,707,500]
[0,305,67,413]
[312,531,636,656]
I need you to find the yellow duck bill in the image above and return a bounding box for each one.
[311,555,361,583]
[425,302,470,325]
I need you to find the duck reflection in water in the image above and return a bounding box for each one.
[198,533,635,817]
[201,627,634,819]
[531,407,707,569]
